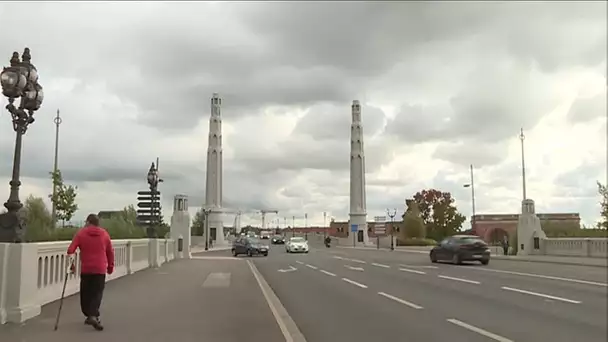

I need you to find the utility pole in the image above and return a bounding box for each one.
[292,215,295,237]
[51,109,62,229]
[520,128,527,201]
[323,211,327,239]
[304,213,308,240]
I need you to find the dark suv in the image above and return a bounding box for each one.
[232,237,269,257]
[430,235,490,265]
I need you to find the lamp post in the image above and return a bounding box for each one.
[387,208,396,251]
[292,216,295,237]
[304,213,308,240]
[463,164,476,234]
[146,162,160,238]
[203,208,211,251]
[519,128,527,201]
[0,48,44,243]
[323,211,327,239]
[51,109,62,229]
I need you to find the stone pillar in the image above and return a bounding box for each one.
[205,93,226,246]
[170,195,191,258]
[349,100,369,246]
[0,243,41,324]
[516,199,546,255]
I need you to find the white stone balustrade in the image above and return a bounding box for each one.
[0,238,178,325]
[541,238,608,258]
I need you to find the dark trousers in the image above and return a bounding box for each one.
[80,274,106,318]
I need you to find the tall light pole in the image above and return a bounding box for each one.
[387,208,396,251]
[0,48,44,243]
[463,164,476,233]
[323,211,327,239]
[51,109,62,229]
[304,213,308,240]
[292,215,295,237]
[520,128,527,201]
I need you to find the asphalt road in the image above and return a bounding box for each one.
[253,243,608,342]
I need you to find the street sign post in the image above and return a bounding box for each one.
[137,190,161,226]
[374,216,387,250]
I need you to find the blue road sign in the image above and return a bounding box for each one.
[351,224,358,232]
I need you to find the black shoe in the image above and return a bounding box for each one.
[84,316,95,325]
[89,317,104,331]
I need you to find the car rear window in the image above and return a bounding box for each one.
[456,237,485,244]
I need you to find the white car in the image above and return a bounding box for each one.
[286,237,309,253]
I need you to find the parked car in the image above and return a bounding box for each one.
[232,237,269,257]
[286,237,309,253]
[271,235,285,244]
[430,235,490,265]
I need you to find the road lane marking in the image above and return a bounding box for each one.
[371,262,390,268]
[349,258,367,264]
[333,256,345,260]
[447,318,513,342]
[468,267,608,287]
[438,275,480,285]
[400,264,438,269]
[305,264,318,270]
[345,265,364,271]
[248,261,308,342]
[341,277,368,288]
[399,268,426,275]
[295,261,304,265]
[278,266,297,273]
[378,292,423,309]
[320,270,336,276]
[501,286,581,304]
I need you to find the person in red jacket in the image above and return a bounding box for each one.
[67,213,114,331]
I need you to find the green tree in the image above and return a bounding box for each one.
[191,208,205,236]
[404,189,466,241]
[598,181,608,229]
[402,200,426,239]
[22,195,53,241]
[119,205,138,225]
[49,170,78,227]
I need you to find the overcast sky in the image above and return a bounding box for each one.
[0,2,606,228]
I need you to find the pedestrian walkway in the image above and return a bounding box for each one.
[0,258,285,342]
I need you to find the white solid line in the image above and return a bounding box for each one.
[295,261,304,265]
[501,286,581,304]
[371,262,390,268]
[470,267,608,287]
[378,292,423,309]
[438,275,480,284]
[399,268,426,275]
[349,259,366,264]
[341,277,368,288]
[247,261,308,342]
[320,270,336,276]
[305,264,318,270]
[447,318,513,342]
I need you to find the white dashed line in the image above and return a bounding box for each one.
[447,318,513,342]
[320,270,336,277]
[378,292,423,309]
[501,286,581,304]
[438,275,480,285]
[295,261,304,265]
[305,264,318,270]
[469,267,608,287]
[345,265,364,271]
[341,278,368,288]
[371,262,390,268]
[400,264,438,269]
[349,259,366,264]
[333,256,345,260]
[399,268,426,275]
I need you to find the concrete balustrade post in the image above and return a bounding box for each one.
[126,241,133,274]
[0,243,41,324]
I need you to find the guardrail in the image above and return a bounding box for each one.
[0,238,178,325]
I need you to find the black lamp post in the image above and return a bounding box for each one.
[0,48,44,243]
[146,162,160,238]
[387,208,397,251]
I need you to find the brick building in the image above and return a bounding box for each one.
[473,213,580,243]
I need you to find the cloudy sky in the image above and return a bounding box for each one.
[0,2,606,229]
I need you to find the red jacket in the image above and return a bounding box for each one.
[67,225,115,275]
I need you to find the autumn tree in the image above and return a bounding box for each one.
[404,188,466,241]
[49,170,78,227]
[598,181,608,229]
[401,199,426,239]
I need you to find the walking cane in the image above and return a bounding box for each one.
[54,259,73,331]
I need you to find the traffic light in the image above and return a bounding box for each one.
[136,190,161,226]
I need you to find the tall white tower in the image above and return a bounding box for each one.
[170,194,191,258]
[349,100,369,245]
[204,93,225,246]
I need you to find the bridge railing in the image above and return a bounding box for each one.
[0,238,178,325]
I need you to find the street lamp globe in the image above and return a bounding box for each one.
[0,66,27,99]
[24,83,43,112]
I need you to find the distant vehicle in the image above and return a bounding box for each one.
[430,235,490,265]
[286,237,309,253]
[232,237,269,257]
[261,231,271,239]
[271,235,285,244]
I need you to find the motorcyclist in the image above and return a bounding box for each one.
[324,236,331,247]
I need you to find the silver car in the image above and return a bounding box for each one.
[286,237,309,253]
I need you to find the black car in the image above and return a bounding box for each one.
[430,235,490,265]
[271,235,285,244]
[232,237,269,257]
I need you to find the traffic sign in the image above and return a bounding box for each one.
[137,202,161,208]
[351,224,358,232]
[374,216,387,235]
[137,190,160,196]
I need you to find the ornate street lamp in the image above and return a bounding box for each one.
[387,208,397,251]
[0,48,44,243]
[146,162,160,238]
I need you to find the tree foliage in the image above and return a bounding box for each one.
[403,189,466,241]
[401,200,426,239]
[191,208,205,236]
[598,181,608,229]
[49,170,78,227]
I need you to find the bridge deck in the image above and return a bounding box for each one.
[0,255,284,342]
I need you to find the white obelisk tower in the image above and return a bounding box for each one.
[205,93,225,246]
[349,100,369,246]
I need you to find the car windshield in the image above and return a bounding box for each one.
[290,237,306,243]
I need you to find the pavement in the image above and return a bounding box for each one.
[0,252,285,342]
[2,243,606,342]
